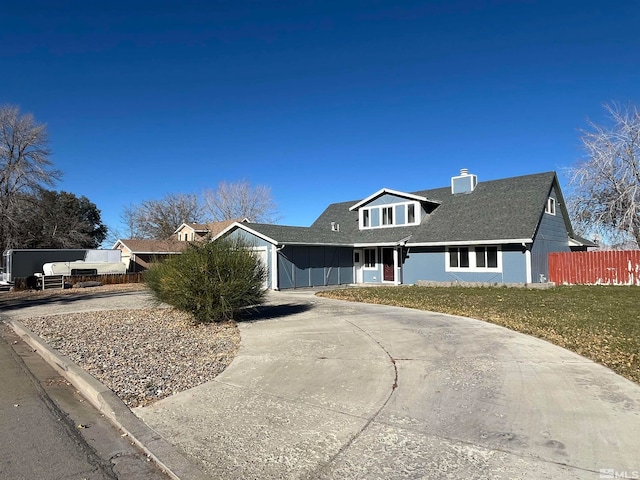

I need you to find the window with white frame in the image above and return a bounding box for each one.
[475,246,498,268]
[364,248,377,268]
[407,204,415,223]
[447,246,501,271]
[360,201,420,230]
[382,206,393,225]
[545,197,556,215]
[449,247,470,268]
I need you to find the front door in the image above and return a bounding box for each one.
[382,248,395,282]
[354,249,363,283]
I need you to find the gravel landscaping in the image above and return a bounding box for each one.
[11,286,240,408]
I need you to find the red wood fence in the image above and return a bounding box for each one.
[548,250,640,285]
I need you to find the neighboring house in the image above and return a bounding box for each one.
[112,239,188,272]
[113,219,249,272]
[216,170,594,290]
[174,219,249,242]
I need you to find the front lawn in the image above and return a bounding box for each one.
[316,285,640,385]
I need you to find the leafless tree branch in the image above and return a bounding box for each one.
[0,105,61,249]
[122,193,207,240]
[567,103,640,248]
[203,180,279,224]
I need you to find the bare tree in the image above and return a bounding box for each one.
[0,105,61,249]
[568,103,640,248]
[123,192,207,240]
[203,180,279,223]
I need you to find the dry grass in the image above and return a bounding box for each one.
[317,285,640,385]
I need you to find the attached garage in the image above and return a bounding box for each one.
[277,246,353,289]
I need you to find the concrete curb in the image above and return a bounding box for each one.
[6,319,211,480]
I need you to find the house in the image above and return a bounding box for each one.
[215,170,594,290]
[113,219,248,272]
[112,239,188,272]
[174,219,247,242]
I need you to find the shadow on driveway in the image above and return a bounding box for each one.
[239,302,313,322]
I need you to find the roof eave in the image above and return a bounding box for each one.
[406,238,533,247]
[214,222,279,245]
[349,188,431,211]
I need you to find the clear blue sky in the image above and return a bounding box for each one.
[3,1,639,240]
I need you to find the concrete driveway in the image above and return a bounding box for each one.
[135,290,640,479]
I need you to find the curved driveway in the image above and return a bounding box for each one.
[135,290,640,479]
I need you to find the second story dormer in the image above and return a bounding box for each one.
[348,188,440,230]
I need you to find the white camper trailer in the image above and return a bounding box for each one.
[1,248,125,285]
[42,261,127,276]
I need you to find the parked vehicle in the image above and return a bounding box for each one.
[1,249,124,285]
[42,261,126,276]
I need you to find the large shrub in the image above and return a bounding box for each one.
[144,238,267,323]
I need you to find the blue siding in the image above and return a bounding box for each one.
[368,194,412,206]
[531,187,570,282]
[402,245,528,284]
[402,247,446,283]
[370,208,380,227]
[294,248,311,287]
[502,246,528,283]
[310,248,325,286]
[363,266,382,283]
[277,245,353,289]
[338,248,353,284]
[278,253,294,289]
[226,228,272,248]
[395,204,406,224]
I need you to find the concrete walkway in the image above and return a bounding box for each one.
[134,290,640,479]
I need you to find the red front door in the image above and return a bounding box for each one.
[383,248,395,282]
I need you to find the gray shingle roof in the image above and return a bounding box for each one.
[236,172,568,246]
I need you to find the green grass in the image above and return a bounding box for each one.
[316,285,640,384]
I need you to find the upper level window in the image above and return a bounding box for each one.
[382,207,393,225]
[447,246,501,272]
[545,197,556,215]
[360,201,420,229]
[408,204,415,223]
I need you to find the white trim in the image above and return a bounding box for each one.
[363,247,377,269]
[349,188,430,211]
[568,237,592,247]
[213,222,279,245]
[249,246,269,290]
[359,200,422,230]
[126,250,183,255]
[393,248,400,285]
[271,245,280,290]
[173,223,192,234]
[445,246,503,273]
[380,247,396,283]
[545,197,556,215]
[408,238,532,247]
[353,249,364,283]
[525,248,532,284]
